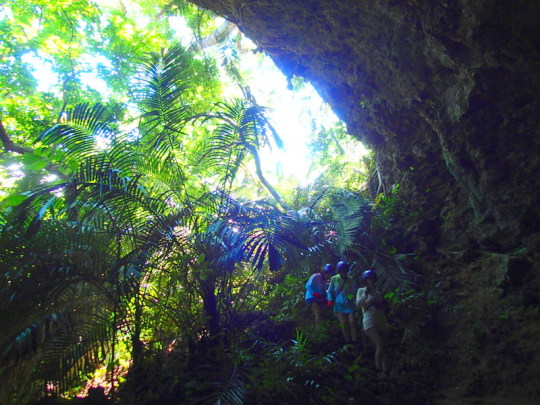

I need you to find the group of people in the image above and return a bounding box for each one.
[305,261,389,374]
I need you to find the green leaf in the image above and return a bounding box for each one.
[21,153,48,171]
[2,194,26,207]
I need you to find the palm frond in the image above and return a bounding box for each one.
[207,198,309,272]
[349,247,415,291]
[324,189,367,256]
[219,38,243,85]
[198,99,285,208]
[305,187,415,291]
[134,45,196,161]
[39,103,117,163]
[0,221,116,403]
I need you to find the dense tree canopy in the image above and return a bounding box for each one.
[0,0,417,403]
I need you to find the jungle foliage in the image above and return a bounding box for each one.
[0,0,418,403]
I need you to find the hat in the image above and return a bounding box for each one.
[336,261,350,272]
[361,269,377,280]
[323,263,335,275]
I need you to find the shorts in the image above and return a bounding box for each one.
[333,301,355,314]
[362,312,389,331]
[306,298,326,308]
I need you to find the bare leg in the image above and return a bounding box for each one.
[348,312,357,342]
[336,312,351,342]
[310,302,322,330]
[365,327,388,372]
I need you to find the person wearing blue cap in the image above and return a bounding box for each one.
[305,263,334,330]
[326,261,357,343]
[357,269,389,374]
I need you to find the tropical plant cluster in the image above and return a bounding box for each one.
[0,0,418,403]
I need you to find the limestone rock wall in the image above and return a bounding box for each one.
[190,0,540,253]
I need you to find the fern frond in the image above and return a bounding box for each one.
[198,363,245,405]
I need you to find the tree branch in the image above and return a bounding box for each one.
[0,117,34,154]
[0,116,69,180]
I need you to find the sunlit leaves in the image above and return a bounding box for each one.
[21,152,49,171]
[40,103,116,158]
[135,46,194,160]
[1,193,26,208]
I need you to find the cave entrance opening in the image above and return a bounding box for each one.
[221,26,371,189]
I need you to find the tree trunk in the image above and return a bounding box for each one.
[200,278,220,337]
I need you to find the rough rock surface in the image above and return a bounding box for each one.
[188,0,540,402]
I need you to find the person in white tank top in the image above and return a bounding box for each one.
[357,269,389,374]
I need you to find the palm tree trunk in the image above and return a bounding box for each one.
[247,144,290,211]
[200,278,220,336]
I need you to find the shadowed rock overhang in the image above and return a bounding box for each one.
[188,0,540,254]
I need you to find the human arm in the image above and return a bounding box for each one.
[313,291,326,303]
[305,274,313,290]
[362,288,383,310]
[356,287,366,309]
[358,290,369,310]
[305,274,318,300]
[344,279,356,303]
[326,277,335,305]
